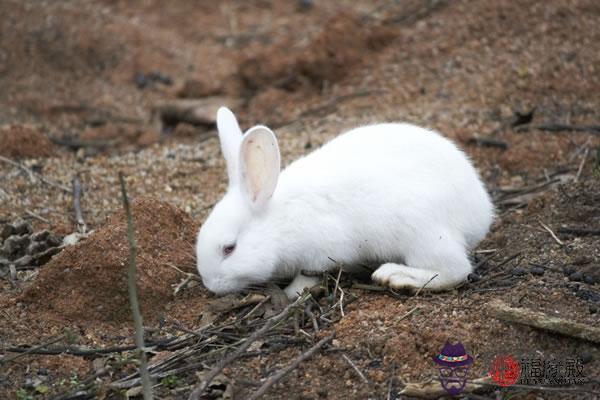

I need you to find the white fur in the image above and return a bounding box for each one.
[196,107,494,298]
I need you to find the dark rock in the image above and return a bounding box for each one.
[467,273,481,282]
[28,241,48,255]
[0,224,15,240]
[13,220,32,235]
[512,267,527,276]
[563,265,576,275]
[530,267,545,276]
[148,71,173,85]
[13,254,33,268]
[46,233,62,247]
[590,305,598,314]
[134,72,148,89]
[1,234,30,255]
[32,246,62,265]
[583,275,596,285]
[297,0,314,12]
[31,230,50,242]
[579,351,593,364]
[576,288,600,303]
[569,271,584,282]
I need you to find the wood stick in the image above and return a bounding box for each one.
[187,294,309,400]
[517,124,600,134]
[540,222,564,246]
[467,135,508,149]
[72,174,87,234]
[0,335,65,364]
[488,299,600,343]
[557,227,600,237]
[247,333,335,400]
[0,155,70,192]
[119,172,153,400]
[400,376,493,398]
[575,147,589,182]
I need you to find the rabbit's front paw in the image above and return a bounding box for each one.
[284,274,320,299]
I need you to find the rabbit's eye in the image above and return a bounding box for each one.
[222,243,236,257]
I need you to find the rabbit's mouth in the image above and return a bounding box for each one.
[201,276,244,295]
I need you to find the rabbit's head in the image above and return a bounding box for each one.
[196,107,281,294]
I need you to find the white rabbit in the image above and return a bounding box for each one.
[196,107,494,299]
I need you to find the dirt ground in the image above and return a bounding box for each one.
[1,0,600,399]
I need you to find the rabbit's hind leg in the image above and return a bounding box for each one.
[372,240,471,291]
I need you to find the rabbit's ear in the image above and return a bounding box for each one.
[217,107,243,186]
[239,125,280,211]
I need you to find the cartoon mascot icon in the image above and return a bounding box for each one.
[433,342,474,396]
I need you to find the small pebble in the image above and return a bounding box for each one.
[134,72,148,89]
[583,274,596,285]
[530,266,545,276]
[569,271,583,282]
[512,267,527,276]
[297,0,314,12]
[579,351,593,364]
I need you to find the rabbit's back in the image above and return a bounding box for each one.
[274,124,493,256]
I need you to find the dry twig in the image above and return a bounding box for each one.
[413,273,438,297]
[187,294,310,400]
[489,299,600,343]
[575,147,589,182]
[342,354,368,383]
[247,333,335,400]
[119,172,153,400]
[540,222,564,246]
[72,174,87,234]
[0,155,70,192]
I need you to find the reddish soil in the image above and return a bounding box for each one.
[20,198,199,324]
[1,0,599,399]
[0,125,57,159]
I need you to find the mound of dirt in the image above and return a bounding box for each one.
[0,124,57,158]
[239,13,395,92]
[21,198,198,323]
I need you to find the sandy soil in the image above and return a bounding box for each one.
[1,0,599,399]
